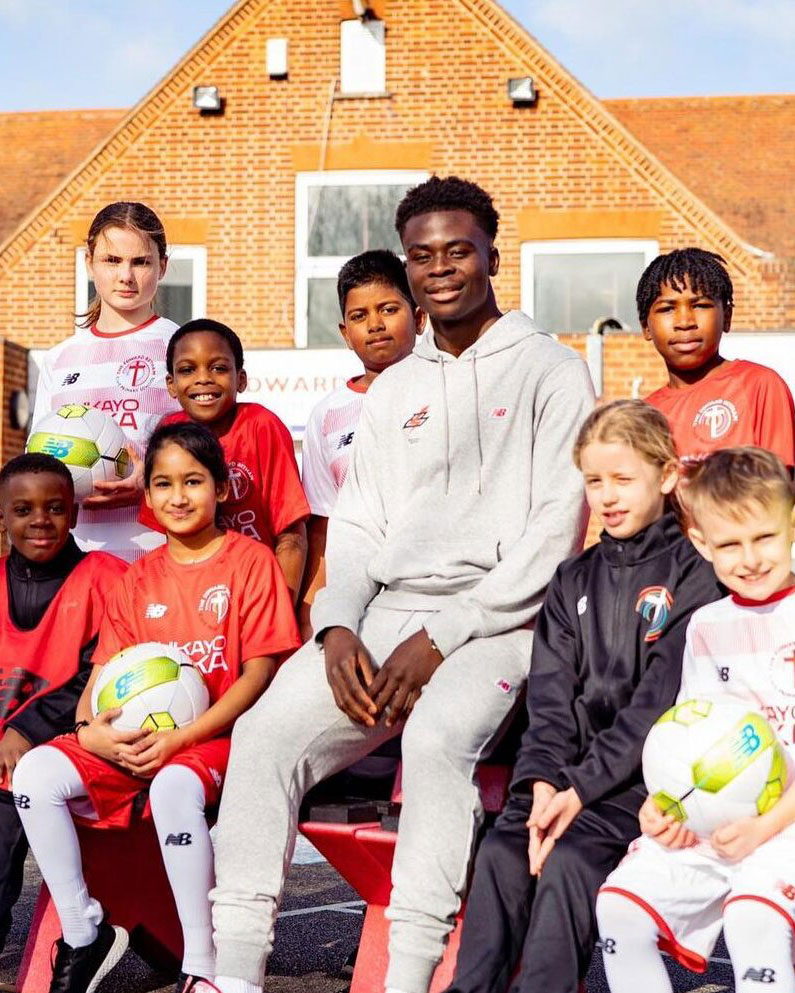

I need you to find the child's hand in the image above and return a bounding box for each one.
[323,627,378,726]
[369,629,443,727]
[639,794,697,849]
[527,781,556,875]
[77,710,148,763]
[528,784,583,876]
[82,445,144,509]
[0,728,32,789]
[711,816,769,861]
[120,728,187,779]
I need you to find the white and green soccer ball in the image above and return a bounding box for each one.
[642,699,791,837]
[27,404,131,502]
[91,642,210,733]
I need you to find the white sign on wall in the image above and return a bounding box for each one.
[29,347,363,442]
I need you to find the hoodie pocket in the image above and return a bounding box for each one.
[369,535,500,590]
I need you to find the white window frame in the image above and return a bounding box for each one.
[74,244,207,326]
[520,238,659,331]
[294,169,428,347]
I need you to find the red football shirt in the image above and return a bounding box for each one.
[646,359,795,465]
[95,531,301,702]
[140,403,310,545]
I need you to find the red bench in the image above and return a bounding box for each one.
[299,763,512,993]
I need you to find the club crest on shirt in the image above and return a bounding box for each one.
[199,584,231,625]
[692,398,738,442]
[116,354,156,393]
[635,586,673,642]
[227,461,253,503]
[769,642,795,697]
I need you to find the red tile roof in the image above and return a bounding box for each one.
[606,94,795,258]
[0,109,126,243]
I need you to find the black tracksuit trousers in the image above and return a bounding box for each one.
[445,791,637,993]
[0,791,27,948]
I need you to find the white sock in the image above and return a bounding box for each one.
[724,898,795,993]
[213,978,262,993]
[149,764,216,978]
[596,890,672,993]
[12,746,103,948]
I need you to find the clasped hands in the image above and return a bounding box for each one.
[322,626,443,728]
[77,710,187,778]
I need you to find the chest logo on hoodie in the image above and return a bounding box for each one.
[635,586,673,643]
[403,405,430,433]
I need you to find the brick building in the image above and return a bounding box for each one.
[0,0,793,453]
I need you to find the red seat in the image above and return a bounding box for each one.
[299,762,512,993]
[18,815,182,993]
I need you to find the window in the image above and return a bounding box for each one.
[520,239,658,333]
[75,245,207,327]
[295,170,428,347]
[340,18,386,94]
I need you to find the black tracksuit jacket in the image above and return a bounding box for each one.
[449,513,725,993]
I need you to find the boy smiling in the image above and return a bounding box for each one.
[210,176,594,993]
[640,248,795,466]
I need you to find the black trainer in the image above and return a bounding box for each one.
[49,920,128,993]
[174,975,221,993]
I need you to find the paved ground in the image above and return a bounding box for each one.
[0,840,736,993]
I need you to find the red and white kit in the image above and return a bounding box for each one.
[31,316,180,560]
[646,359,795,466]
[301,378,367,516]
[601,587,795,969]
[48,530,301,827]
[140,403,309,546]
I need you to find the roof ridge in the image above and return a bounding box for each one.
[0,0,261,273]
[457,0,767,270]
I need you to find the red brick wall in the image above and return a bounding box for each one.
[0,0,791,357]
[1,341,29,462]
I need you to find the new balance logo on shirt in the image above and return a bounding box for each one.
[61,372,80,386]
[145,603,168,619]
[337,432,355,450]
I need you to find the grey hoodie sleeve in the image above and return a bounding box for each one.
[423,357,593,657]
[310,395,386,636]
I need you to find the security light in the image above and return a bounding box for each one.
[193,86,222,112]
[508,77,537,105]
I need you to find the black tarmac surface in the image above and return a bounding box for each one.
[0,845,735,993]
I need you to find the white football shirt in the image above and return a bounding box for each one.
[301,378,367,517]
[30,315,180,561]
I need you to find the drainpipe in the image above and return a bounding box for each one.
[587,317,623,398]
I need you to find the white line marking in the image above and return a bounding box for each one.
[278,899,366,918]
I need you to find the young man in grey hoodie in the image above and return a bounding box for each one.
[210,176,595,993]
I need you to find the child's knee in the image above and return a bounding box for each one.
[596,890,658,948]
[149,763,205,817]
[12,746,76,806]
[724,898,793,949]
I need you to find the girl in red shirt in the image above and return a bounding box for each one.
[13,422,301,993]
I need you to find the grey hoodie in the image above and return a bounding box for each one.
[311,310,595,657]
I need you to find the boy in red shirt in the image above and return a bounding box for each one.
[140,318,309,601]
[0,453,126,953]
[641,248,795,466]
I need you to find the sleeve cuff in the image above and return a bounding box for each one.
[422,604,478,658]
[310,591,363,641]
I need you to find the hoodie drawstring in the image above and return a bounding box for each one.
[471,353,483,494]
[438,357,451,494]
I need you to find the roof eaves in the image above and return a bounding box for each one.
[0,0,262,274]
[458,0,767,274]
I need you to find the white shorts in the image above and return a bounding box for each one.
[600,831,795,970]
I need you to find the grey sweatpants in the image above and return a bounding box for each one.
[211,600,532,993]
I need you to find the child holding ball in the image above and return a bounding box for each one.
[446,401,722,993]
[30,201,181,562]
[598,448,795,993]
[13,422,300,993]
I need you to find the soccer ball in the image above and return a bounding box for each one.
[27,404,131,502]
[643,699,791,837]
[91,642,209,732]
